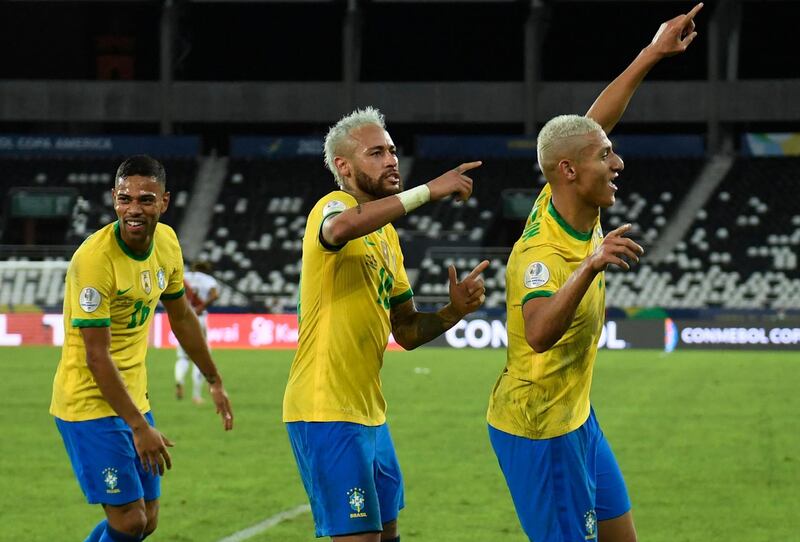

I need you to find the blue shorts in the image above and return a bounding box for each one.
[286,421,404,538]
[488,409,630,542]
[55,411,161,506]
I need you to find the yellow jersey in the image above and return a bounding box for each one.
[487,191,605,439]
[50,221,185,421]
[283,191,412,426]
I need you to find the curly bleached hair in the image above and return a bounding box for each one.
[536,114,603,171]
[323,106,386,188]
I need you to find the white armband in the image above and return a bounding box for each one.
[396,184,431,214]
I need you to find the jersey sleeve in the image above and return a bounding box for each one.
[160,231,185,300]
[69,249,113,328]
[516,246,570,306]
[389,247,413,307]
[310,192,357,252]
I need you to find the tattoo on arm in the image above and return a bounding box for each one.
[204,373,217,385]
[391,307,456,349]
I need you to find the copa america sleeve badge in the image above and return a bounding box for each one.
[78,287,102,313]
[523,262,550,289]
[322,200,347,218]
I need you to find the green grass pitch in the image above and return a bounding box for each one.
[1,346,798,541]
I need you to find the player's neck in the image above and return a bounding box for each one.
[340,185,375,205]
[120,231,154,256]
[549,195,597,235]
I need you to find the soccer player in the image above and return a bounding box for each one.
[51,155,234,542]
[175,260,220,404]
[487,4,703,542]
[283,107,489,542]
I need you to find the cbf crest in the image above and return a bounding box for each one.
[102,467,121,494]
[140,270,152,294]
[156,267,166,290]
[347,487,367,519]
[584,509,597,539]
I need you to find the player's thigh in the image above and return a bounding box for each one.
[598,511,637,542]
[373,424,404,526]
[286,421,384,538]
[488,423,596,542]
[594,430,631,523]
[55,415,157,506]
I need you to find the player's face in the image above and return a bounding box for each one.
[574,130,624,209]
[112,175,170,249]
[347,124,402,199]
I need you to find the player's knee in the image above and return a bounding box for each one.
[380,520,398,540]
[111,506,148,536]
[142,502,159,537]
[142,516,158,538]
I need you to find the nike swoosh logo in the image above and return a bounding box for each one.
[363,238,376,247]
[116,287,133,295]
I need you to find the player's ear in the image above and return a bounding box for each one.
[160,190,171,213]
[334,156,351,180]
[558,159,577,181]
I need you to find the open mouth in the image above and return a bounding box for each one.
[384,173,401,187]
[125,218,146,232]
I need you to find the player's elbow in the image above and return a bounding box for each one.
[525,330,553,354]
[84,349,110,373]
[392,333,417,351]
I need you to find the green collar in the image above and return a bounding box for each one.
[114,220,154,261]
[547,200,593,241]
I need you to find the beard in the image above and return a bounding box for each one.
[353,168,403,200]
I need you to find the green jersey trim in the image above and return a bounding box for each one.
[522,290,554,305]
[160,288,185,300]
[114,221,155,261]
[389,288,414,307]
[71,318,112,328]
[547,201,593,241]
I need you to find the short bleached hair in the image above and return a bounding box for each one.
[537,114,603,169]
[324,106,386,188]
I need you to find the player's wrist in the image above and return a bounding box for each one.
[129,416,149,432]
[440,302,464,324]
[640,44,665,64]
[396,184,431,214]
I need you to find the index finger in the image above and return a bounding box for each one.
[455,161,482,175]
[685,2,703,22]
[465,259,490,281]
[162,447,172,471]
[608,223,632,238]
[221,402,234,430]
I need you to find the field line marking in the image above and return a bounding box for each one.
[216,504,311,542]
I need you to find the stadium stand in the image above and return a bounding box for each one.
[607,157,800,310]
[0,156,197,244]
[2,153,799,312]
[194,158,330,312]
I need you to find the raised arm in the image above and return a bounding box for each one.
[390,260,489,350]
[322,162,481,247]
[586,2,703,134]
[81,326,173,474]
[162,295,233,430]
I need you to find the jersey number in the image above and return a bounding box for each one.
[127,300,151,329]
[376,267,394,310]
